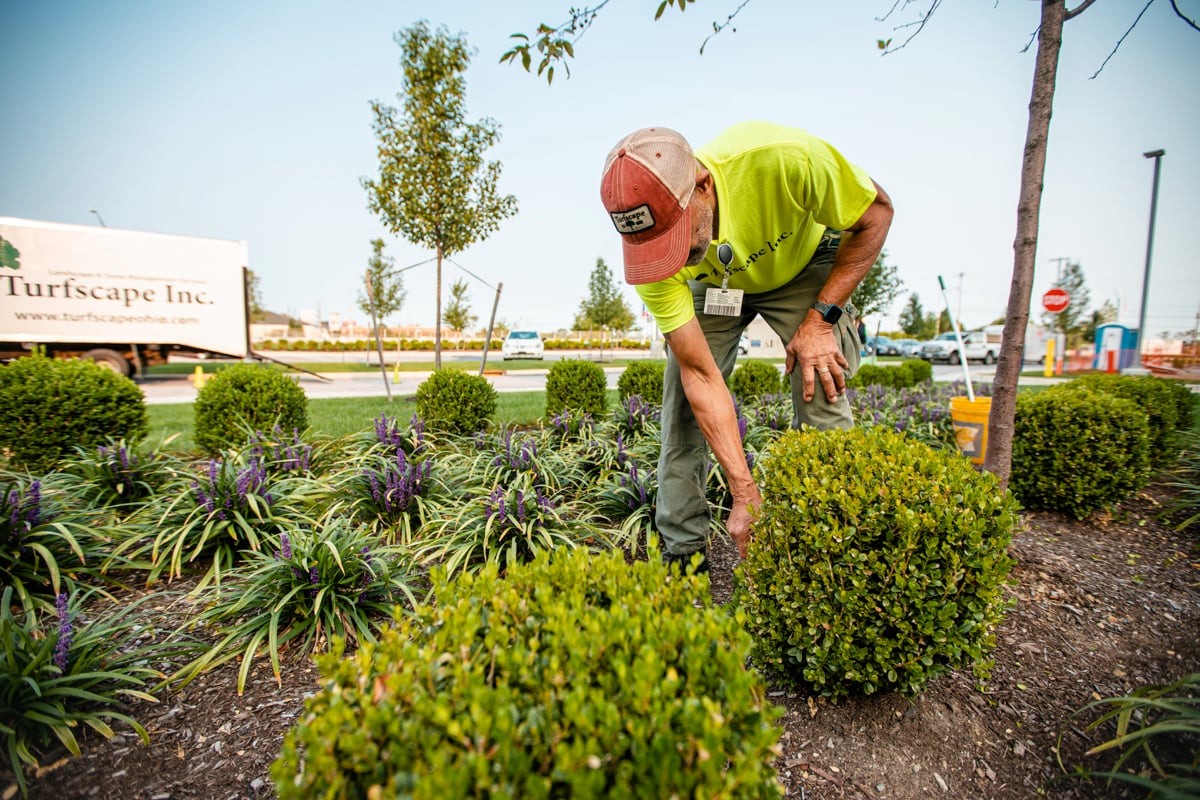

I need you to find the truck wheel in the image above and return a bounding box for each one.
[984,351,995,365]
[949,352,961,365]
[82,348,132,378]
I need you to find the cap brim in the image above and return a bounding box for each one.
[621,209,691,286]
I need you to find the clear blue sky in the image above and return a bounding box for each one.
[2,1,1197,339]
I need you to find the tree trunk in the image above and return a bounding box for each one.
[984,0,1065,489]
[435,244,443,370]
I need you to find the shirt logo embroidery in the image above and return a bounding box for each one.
[610,205,655,234]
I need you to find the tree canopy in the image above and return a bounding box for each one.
[851,249,904,320]
[362,20,517,367]
[357,239,407,332]
[444,278,478,337]
[574,258,635,332]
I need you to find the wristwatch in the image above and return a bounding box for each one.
[811,300,844,325]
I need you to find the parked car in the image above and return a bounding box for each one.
[916,331,999,365]
[501,330,544,360]
[738,333,750,355]
[893,338,922,358]
[865,335,900,356]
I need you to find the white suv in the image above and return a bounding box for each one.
[917,331,998,365]
[501,330,544,360]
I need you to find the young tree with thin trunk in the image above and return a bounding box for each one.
[363,20,518,370]
[506,0,1198,488]
[443,278,478,347]
[356,239,407,337]
[573,257,635,332]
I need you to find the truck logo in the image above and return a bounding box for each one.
[0,236,18,271]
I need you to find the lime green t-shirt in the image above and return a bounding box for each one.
[635,121,877,333]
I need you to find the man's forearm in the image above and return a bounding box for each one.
[677,367,756,501]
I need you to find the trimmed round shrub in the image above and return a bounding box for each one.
[617,359,665,405]
[847,359,932,390]
[1011,385,1152,519]
[545,359,608,418]
[1158,378,1197,433]
[847,363,899,389]
[728,360,782,402]
[898,357,932,384]
[414,368,496,435]
[733,426,1017,700]
[193,363,308,455]
[273,547,784,798]
[0,355,147,472]
[1068,374,1186,465]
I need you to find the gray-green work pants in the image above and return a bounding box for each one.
[656,247,862,557]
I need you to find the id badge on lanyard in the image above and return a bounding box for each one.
[703,242,743,317]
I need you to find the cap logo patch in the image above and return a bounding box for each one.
[610,204,655,234]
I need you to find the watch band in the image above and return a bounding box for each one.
[811,300,844,325]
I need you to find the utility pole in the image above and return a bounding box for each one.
[1136,149,1165,369]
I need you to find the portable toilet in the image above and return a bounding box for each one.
[1093,324,1137,371]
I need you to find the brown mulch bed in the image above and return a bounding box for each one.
[7,482,1198,800]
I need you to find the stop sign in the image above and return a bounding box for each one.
[1042,288,1070,313]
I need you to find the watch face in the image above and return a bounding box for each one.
[825,305,843,324]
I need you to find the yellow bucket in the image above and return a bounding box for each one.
[950,396,991,465]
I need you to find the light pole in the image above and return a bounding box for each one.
[88,208,107,227]
[1136,149,1165,368]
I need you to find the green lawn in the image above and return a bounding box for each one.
[147,390,617,454]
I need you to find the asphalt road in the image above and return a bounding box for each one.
[139,354,1011,405]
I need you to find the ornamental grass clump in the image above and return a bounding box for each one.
[1,586,195,796]
[0,476,109,609]
[272,547,784,799]
[419,478,608,579]
[612,393,661,439]
[61,438,179,512]
[174,519,419,695]
[733,426,1017,701]
[120,452,323,590]
[596,457,658,550]
[333,448,437,544]
[1011,385,1152,520]
[1058,672,1200,798]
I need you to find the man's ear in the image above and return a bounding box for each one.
[694,166,712,195]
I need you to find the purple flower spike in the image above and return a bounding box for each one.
[53,593,73,672]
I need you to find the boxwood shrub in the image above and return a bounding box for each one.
[733,426,1017,700]
[728,360,782,402]
[616,360,665,405]
[0,355,147,472]
[847,358,932,390]
[414,369,496,435]
[193,363,308,455]
[1068,374,1189,465]
[1011,384,1152,519]
[273,547,784,799]
[545,360,608,418]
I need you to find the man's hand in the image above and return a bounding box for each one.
[786,319,849,403]
[726,485,763,559]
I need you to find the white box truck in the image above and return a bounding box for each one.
[0,217,253,377]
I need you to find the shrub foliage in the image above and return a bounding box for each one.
[273,547,784,798]
[193,364,308,455]
[414,369,497,435]
[616,359,665,405]
[545,359,608,418]
[0,355,147,473]
[734,426,1017,700]
[728,360,782,402]
[1011,385,1152,519]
